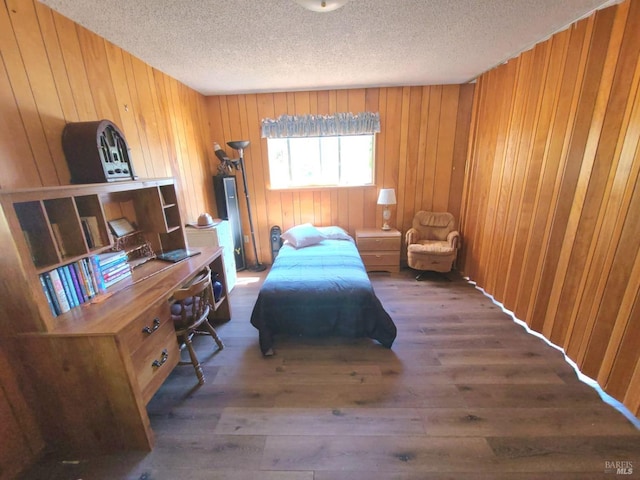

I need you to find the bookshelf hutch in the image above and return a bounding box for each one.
[0,178,230,455]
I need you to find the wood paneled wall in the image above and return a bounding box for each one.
[207,86,474,265]
[460,0,640,416]
[0,0,215,221]
[0,1,216,476]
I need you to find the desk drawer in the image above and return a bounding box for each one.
[131,319,179,404]
[121,300,172,355]
[357,236,401,251]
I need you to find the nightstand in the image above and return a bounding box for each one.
[355,228,401,273]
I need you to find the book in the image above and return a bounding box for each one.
[75,260,88,297]
[39,274,59,317]
[22,230,39,263]
[101,260,130,277]
[96,250,127,268]
[102,262,131,281]
[155,248,201,263]
[79,261,94,299]
[42,273,61,316]
[81,218,94,248]
[69,262,87,303]
[88,258,99,295]
[56,266,72,307]
[63,265,80,307]
[59,266,79,307]
[48,269,70,314]
[101,260,128,276]
[108,217,135,238]
[81,216,104,247]
[51,223,67,257]
[103,269,132,288]
[78,259,96,298]
[89,255,106,293]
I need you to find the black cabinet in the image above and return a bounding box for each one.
[213,175,246,270]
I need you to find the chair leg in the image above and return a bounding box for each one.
[202,320,224,350]
[183,333,205,385]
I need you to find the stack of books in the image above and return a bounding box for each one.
[93,251,132,289]
[38,251,132,317]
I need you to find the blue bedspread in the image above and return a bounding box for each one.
[250,238,397,354]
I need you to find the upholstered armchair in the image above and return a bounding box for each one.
[405,211,460,277]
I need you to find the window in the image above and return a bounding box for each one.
[261,112,380,190]
[267,134,375,189]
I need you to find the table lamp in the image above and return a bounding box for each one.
[377,188,397,231]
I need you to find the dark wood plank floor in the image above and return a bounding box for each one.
[21,268,640,479]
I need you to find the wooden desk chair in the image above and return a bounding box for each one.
[170,266,223,384]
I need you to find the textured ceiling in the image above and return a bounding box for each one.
[39,0,616,95]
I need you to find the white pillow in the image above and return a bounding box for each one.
[316,226,353,242]
[281,223,326,248]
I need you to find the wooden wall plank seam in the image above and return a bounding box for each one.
[547,0,637,351]
[503,41,554,310]
[396,86,411,238]
[8,0,68,185]
[448,85,474,225]
[51,12,98,121]
[0,1,57,186]
[511,31,570,319]
[522,16,595,329]
[496,44,550,306]
[527,7,615,334]
[462,0,640,416]
[458,76,485,275]
[513,27,574,320]
[566,28,640,363]
[547,0,637,347]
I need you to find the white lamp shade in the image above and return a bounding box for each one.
[293,0,349,12]
[377,188,397,205]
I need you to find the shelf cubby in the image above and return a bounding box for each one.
[43,198,87,260]
[159,184,177,207]
[130,188,168,233]
[163,204,181,230]
[74,194,110,250]
[158,228,187,253]
[15,201,58,268]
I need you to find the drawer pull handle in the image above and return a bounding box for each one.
[152,349,169,368]
[142,318,161,334]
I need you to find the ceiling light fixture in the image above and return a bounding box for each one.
[293,0,350,12]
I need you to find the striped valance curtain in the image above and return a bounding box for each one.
[261,112,380,138]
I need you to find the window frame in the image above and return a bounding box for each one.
[266,133,376,190]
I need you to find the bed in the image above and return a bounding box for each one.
[250,225,397,355]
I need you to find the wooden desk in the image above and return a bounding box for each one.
[9,246,230,455]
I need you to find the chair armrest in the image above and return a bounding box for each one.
[406,228,420,245]
[447,230,460,249]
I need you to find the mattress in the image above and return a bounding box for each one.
[250,238,397,355]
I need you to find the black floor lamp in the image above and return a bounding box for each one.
[222,140,266,272]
